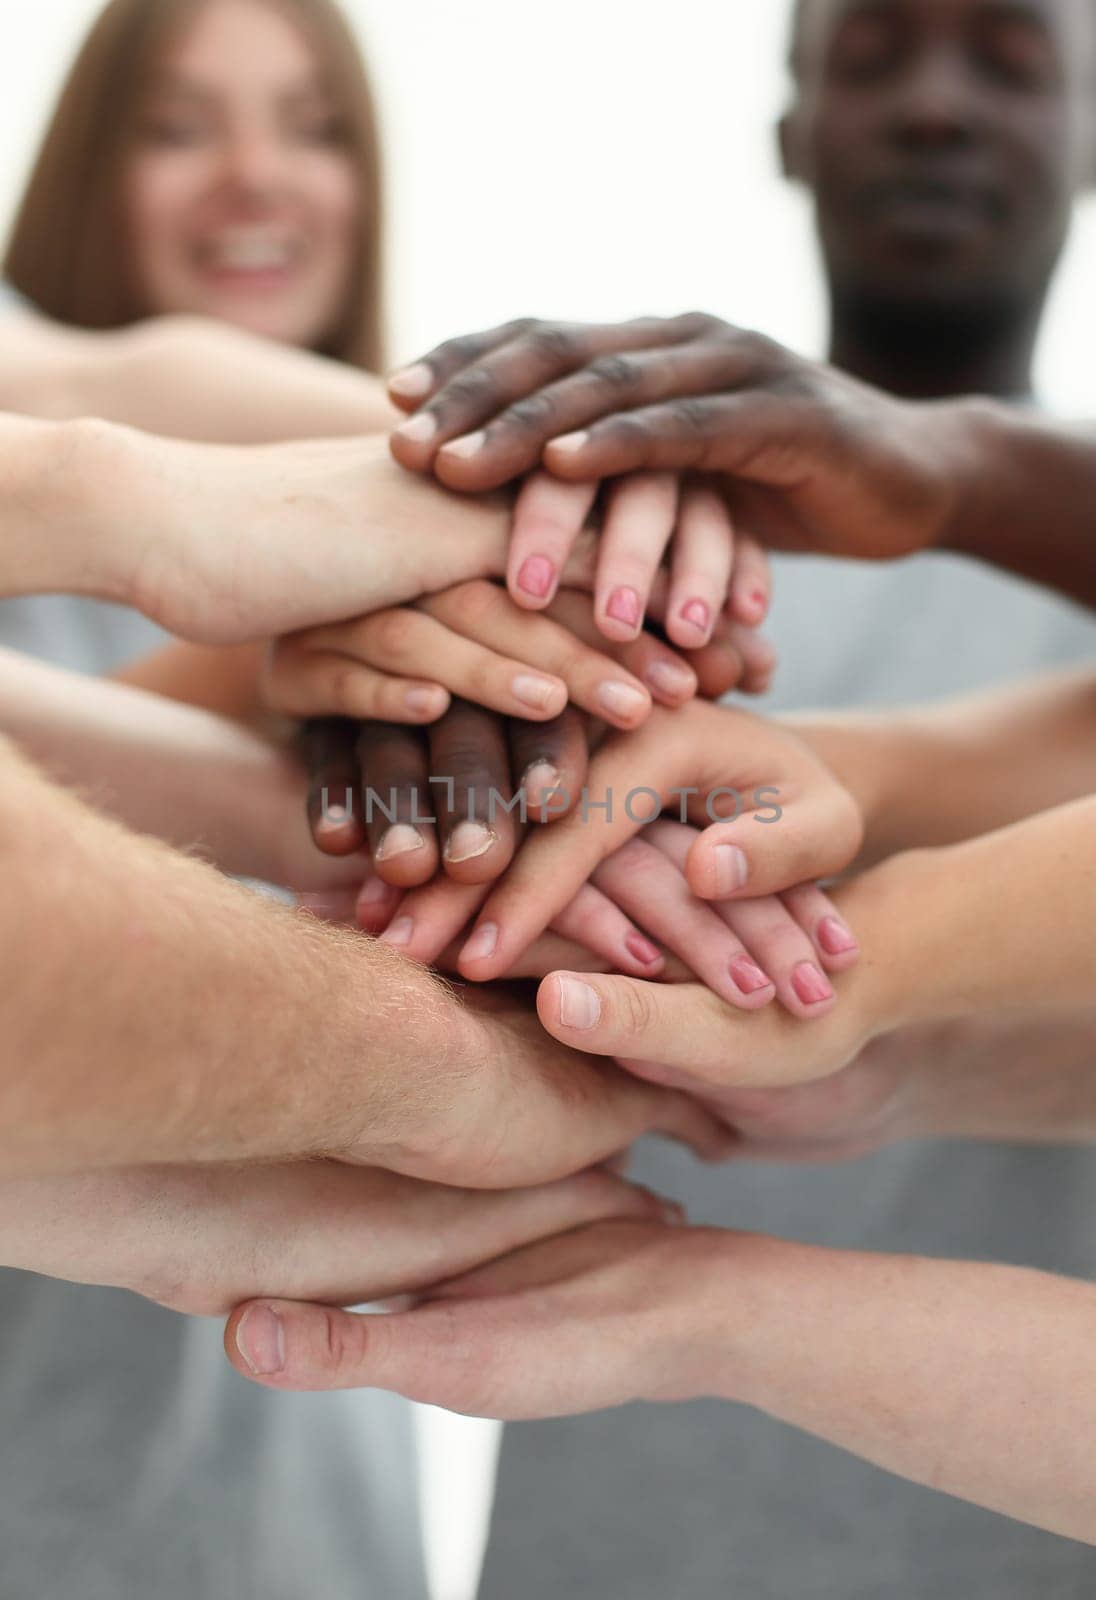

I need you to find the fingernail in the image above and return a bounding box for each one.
[596,681,650,724]
[395,413,436,443]
[558,975,601,1030]
[375,824,425,862]
[662,1201,688,1227]
[607,586,641,629]
[729,955,772,994]
[681,599,711,633]
[625,933,662,967]
[404,685,447,718]
[380,915,415,948]
[714,844,749,896]
[550,430,589,455]
[358,874,398,906]
[644,660,696,699]
[792,962,834,1006]
[749,587,768,614]
[818,916,858,956]
[462,921,499,962]
[445,820,497,863]
[441,430,485,459]
[516,555,555,600]
[521,761,562,805]
[235,1304,285,1376]
[388,362,433,399]
[511,673,562,712]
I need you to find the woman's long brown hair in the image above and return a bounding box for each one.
[4,0,385,370]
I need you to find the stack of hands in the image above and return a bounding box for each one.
[8,311,1096,1542]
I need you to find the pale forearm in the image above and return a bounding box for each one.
[869,797,1096,1027]
[0,737,456,1175]
[716,1236,1096,1542]
[0,646,306,879]
[790,669,1096,866]
[0,311,397,442]
[113,640,266,723]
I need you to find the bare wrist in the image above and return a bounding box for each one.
[0,415,139,603]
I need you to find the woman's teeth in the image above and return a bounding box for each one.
[204,231,298,272]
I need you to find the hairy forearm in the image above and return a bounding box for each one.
[0,312,398,442]
[790,669,1096,867]
[714,1236,1096,1542]
[940,399,1096,608]
[0,737,456,1175]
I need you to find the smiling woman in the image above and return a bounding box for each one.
[4,0,386,366]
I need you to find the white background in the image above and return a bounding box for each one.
[5,0,1096,410]
[5,4,1096,1596]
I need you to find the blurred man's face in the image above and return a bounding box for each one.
[783,0,1096,309]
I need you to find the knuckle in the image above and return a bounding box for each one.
[669,397,715,435]
[611,978,658,1041]
[328,662,369,715]
[370,608,418,661]
[501,392,559,433]
[526,323,580,366]
[450,577,503,629]
[677,310,724,339]
[440,366,498,411]
[321,1305,370,1377]
[586,353,644,392]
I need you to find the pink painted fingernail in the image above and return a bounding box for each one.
[550,430,589,455]
[792,962,834,1006]
[235,1304,285,1376]
[749,587,768,614]
[818,916,858,956]
[625,934,662,967]
[681,599,710,633]
[558,976,601,1030]
[730,956,772,994]
[607,586,641,628]
[395,413,436,444]
[714,844,749,896]
[516,555,556,599]
[380,916,415,948]
[388,363,433,400]
[461,921,499,962]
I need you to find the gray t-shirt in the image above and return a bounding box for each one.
[0,292,429,1598]
[479,550,1096,1599]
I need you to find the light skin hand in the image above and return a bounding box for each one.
[706,1006,1096,1164]
[369,819,858,1020]
[225,1217,1096,1544]
[0,736,729,1183]
[13,417,602,644]
[535,797,1096,1111]
[495,467,772,643]
[266,580,705,734]
[450,700,863,987]
[0,1162,673,1318]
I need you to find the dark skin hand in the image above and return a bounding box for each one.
[388,312,1096,608]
